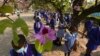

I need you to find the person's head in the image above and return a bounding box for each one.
[85,20,94,31]
[11,34,27,51]
[36,17,40,22]
[69,26,77,33]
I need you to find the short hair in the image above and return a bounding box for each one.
[85,20,93,31]
[11,34,27,50]
[69,26,77,32]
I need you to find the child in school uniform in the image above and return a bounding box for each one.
[84,20,100,56]
[53,23,65,46]
[64,13,71,28]
[64,26,78,56]
[42,11,49,25]
[49,14,56,29]
[34,17,43,34]
[55,12,60,26]
[10,34,42,56]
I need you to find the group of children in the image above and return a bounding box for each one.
[33,10,78,56]
[33,10,100,56]
[10,9,100,56]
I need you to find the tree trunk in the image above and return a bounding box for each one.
[26,0,34,10]
[71,2,100,29]
[71,0,84,28]
[95,0,98,6]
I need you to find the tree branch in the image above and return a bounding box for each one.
[95,0,98,6]
[2,0,8,6]
[80,4,100,17]
[71,3,100,27]
[47,0,58,10]
[26,0,35,10]
[6,16,14,22]
[75,4,100,26]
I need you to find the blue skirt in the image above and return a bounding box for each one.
[86,40,98,51]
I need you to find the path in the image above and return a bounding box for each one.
[0,13,100,56]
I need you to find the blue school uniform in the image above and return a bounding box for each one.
[65,31,78,51]
[42,12,49,23]
[10,44,42,56]
[56,25,65,38]
[85,20,100,51]
[85,20,93,31]
[86,26,100,51]
[34,21,42,33]
[50,18,55,29]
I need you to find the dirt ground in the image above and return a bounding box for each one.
[0,13,100,56]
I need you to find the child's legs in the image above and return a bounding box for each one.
[68,51,71,56]
[85,49,92,56]
[85,44,98,56]
[64,49,71,56]
[53,37,60,45]
[64,51,71,56]
[64,41,68,56]
[65,53,67,56]
[58,37,62,45]
[72,40,79,51]
[85,42,97,56]
[64,41,71,56]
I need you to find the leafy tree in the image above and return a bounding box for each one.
[30,0,100,28]
[71,0,100,28]
[0,17,29,46]
[0,0,54,53]
[28,0,70,22]
[0,0,29,46]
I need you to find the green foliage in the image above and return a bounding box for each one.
[51,0,70,12]
[0,0,70,52]
[0,19,13,34]
[35,40,53,53]
[35,40,44,53]
[53,0,69,9]
[32,0,70,12]
[12,18,29,46]
[13,18,29,36]
[43,40,52,51]
[0,5,13,13]
[0,18,29,46]
[12,28,19,46]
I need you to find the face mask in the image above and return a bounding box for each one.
[16,47,24,53]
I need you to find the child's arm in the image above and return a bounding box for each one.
[64,29,72,41]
